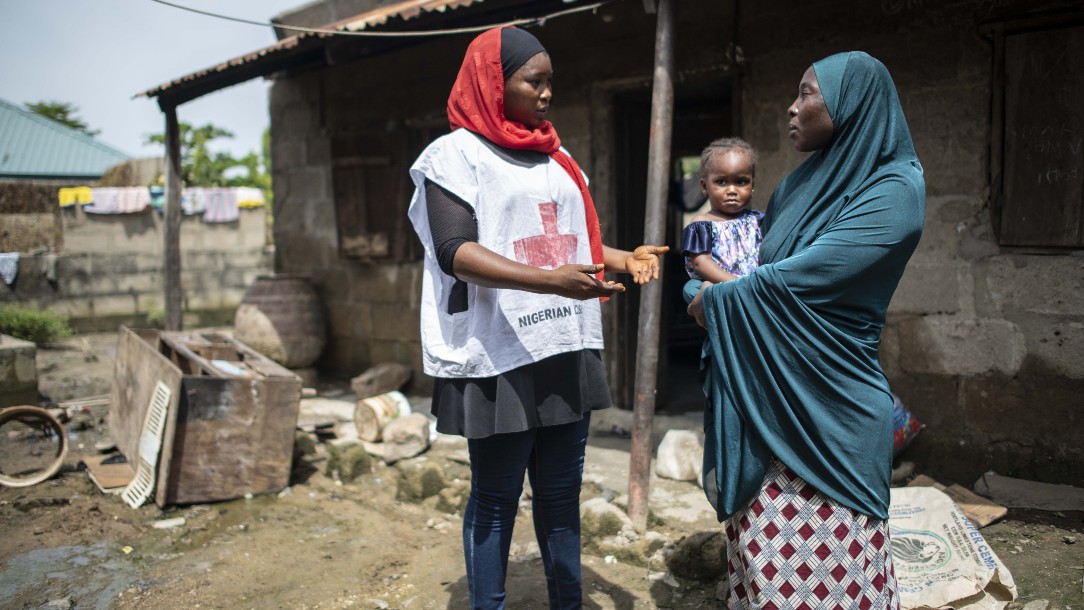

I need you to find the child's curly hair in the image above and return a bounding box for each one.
[699,137,757,180]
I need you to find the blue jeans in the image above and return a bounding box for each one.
[463,414,591,610]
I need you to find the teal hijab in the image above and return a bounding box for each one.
[690,52,925,520]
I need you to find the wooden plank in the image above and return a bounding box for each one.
[907,474,946,490]
[108,327,182,463]
[906,473,1008,527]
[165,375,301,504]
[107,327,183,507]
[974,472,1084,512]
[944,483,1009,528]
[81,454,135,492]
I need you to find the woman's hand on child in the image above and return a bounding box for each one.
[625,245,670,285]
[549,264,626,299]
[687,280,714,328]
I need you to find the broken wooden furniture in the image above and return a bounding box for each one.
[109,327,302,506]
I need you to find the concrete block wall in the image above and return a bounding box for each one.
[740,0,1084,483]
[0,335,37,407]
[1,206,272,332]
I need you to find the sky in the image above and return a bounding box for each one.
[0,0,309,160]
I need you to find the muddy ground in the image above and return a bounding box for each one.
[1,331,1082,609]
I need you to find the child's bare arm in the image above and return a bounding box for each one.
[688,252,739,283]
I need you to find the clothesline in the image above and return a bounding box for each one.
[57,186,265,223]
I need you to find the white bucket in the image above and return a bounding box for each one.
[354,391,411,442]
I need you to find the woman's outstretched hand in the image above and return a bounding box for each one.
[625,245,670,285]
[549,264,626,300]
[687,280,713,328]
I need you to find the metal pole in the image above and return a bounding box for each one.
[162,104,183,331]
[628,0,675,532]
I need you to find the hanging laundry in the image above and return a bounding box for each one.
[203,188,239,223]
[0,252,19,286]
[58,186,93,207]
[85,187,149,214]
[181,187,208,215]
[235,187,266,208]
[149,186,165,208]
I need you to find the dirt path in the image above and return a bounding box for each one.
[1,332,1082,609]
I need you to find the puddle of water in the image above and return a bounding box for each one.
[0,543,143,610]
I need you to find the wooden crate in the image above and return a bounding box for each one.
[109,326,302,506]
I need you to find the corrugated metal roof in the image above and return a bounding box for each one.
[339,0,480,31]
[139,0,482,101]
[0,98,130,180]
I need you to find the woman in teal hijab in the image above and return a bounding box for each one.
[687,52,924,608]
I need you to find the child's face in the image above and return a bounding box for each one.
[700,150,754,218]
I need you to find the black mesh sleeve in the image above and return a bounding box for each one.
[425,179,477,314]
[425,178,478,278]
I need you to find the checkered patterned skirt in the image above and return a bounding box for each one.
[724,459,899,610]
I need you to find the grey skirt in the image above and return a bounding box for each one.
[431,349,612,439]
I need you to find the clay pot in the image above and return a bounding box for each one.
[234,275,326,368]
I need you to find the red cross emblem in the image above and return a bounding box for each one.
[513,202,579,269]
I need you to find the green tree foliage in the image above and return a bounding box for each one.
[25,101,100,137]
[145,122,270,200]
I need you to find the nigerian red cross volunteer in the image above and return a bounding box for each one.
[406,26,667,610]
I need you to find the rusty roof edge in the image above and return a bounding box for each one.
[341,0,480,31]
[136,0,484,101]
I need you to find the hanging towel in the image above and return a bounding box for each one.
[203,188,239,223]
[85,187,148,214]
[117,187,150,213]
[0,252,19,285]
[58,188,76,207]
[235,187,265,208]
[149,186,165,208]
[181,187,207,215]
[58,186,93,207]
[85,188,120,213]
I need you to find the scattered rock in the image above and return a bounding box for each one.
[294,430,317,457]
[581,498,635,540]
[395,458,447,502]
[655,430,704,484]
[715,579,731,601]
[641,531,669,558]
[510,541,542,562]
[667,531,727,580]
[41,597,73,609]
[435,479,470,514]
[325,442,374,483]
[1064,535,1077,545]
[382,413,432,464]
[352,362,413,399]
[152,517,186,529]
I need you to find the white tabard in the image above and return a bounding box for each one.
[407,129,604,378]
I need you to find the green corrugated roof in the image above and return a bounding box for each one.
[0,97,130,180]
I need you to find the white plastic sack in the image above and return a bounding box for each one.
[890,486,1017,610]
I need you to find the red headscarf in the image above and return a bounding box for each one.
[446,26,605,282]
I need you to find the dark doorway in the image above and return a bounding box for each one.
[611,78,732,413]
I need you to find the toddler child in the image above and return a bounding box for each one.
[680,137,763,290]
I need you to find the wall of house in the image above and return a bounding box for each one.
[1,204,272,331]
[269,0,1082,483]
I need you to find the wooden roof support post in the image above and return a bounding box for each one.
[628,0,674,532]
[161,103,183,331]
